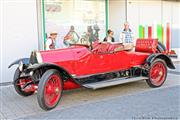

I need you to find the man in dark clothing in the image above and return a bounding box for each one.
[103,29,115,42]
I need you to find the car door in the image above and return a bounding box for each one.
[110,51,131,70]
[74,47,94,76]
[91,52,113,74]
[91,50,131,74]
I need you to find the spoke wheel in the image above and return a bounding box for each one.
[13,68,34,96]
[146,59,167,88]
[37,69,63,110]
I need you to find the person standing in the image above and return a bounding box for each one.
[87,26,97,43]
[103,29,115,42]
[46,31,58,50]
[119,22,134,50]
[64,26,79,47]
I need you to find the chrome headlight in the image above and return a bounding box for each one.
[18,61,23,72]
[36,52,43,63]
[29,71,34,76]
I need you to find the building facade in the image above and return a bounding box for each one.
[1,0,180,83]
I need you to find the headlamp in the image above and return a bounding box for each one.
[18,61,23,72]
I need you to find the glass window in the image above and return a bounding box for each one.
[44,0,106,49]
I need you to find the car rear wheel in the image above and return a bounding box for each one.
[13,68,35,96]
[37,69,63,110]
[146,59,167,88]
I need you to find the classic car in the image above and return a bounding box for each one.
[9,38,175,110]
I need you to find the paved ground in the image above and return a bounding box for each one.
[0,64,180,120]
[21,85,180,120]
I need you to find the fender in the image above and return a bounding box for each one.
[157,41,166,53]
[8,58,30,68]
[146,53,175,69]
[26,63,74,80]
[26,63,80,90]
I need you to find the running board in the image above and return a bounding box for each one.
[82,76,148,90]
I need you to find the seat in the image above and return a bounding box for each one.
[92,42,125,54]
[135,39,158,53]
[92,43,110,54]
[92,40,99,48]
[108,44,122,52]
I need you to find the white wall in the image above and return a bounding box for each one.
[158,1,180,49]
[1,0,38,83]
[0,0,3,83]
[127,0,180,50]
[170,1,180,49]
[109,0,179,59]
[127,0,162,39]
[109,0,126,41]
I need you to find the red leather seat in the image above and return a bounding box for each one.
[92,40,99,48]
[108,44,122,52]
[135,39,158,53]
[93,43,110,54]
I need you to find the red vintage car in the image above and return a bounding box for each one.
[9,39,175,110]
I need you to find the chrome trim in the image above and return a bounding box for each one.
[36,51,43,63]
[20,72,31,77]
[18,61,23,72]
[83,76,148,89]
[29,71,34,76]
[71,74,77,77]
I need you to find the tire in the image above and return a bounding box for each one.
[13,68,34,96]
[37,69,63,110]
[157,41,166,53]
[146,59,167,88]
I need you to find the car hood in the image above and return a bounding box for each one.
[38,46,86,64]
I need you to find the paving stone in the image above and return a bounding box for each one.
[21,86,180,120]
[0,64,179,119]
[0,111,5,120]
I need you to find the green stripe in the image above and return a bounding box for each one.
[42,0,46,50]
[105,0,108,35]
[157,24,163,43]
[139,25,144,39]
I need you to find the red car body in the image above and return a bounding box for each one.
[9,39,175,110]
[40,46,149,77]
[39,42,150,90]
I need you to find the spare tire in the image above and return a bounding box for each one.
[157,41,166,53]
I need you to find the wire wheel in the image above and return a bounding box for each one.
[13,68,34,96]
[37,69,63,110]
[146,59,167,88]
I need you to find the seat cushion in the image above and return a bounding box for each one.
[108,44,123,52]
[92,40,99,48]
[135,39,158,53]
[92,43,110,54]
[97,43,110,53]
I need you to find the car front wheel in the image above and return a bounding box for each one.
[13,68,35,96]
[37,69,63,110]
[146,59,167,88]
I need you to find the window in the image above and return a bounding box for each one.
[43,0,107,49]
